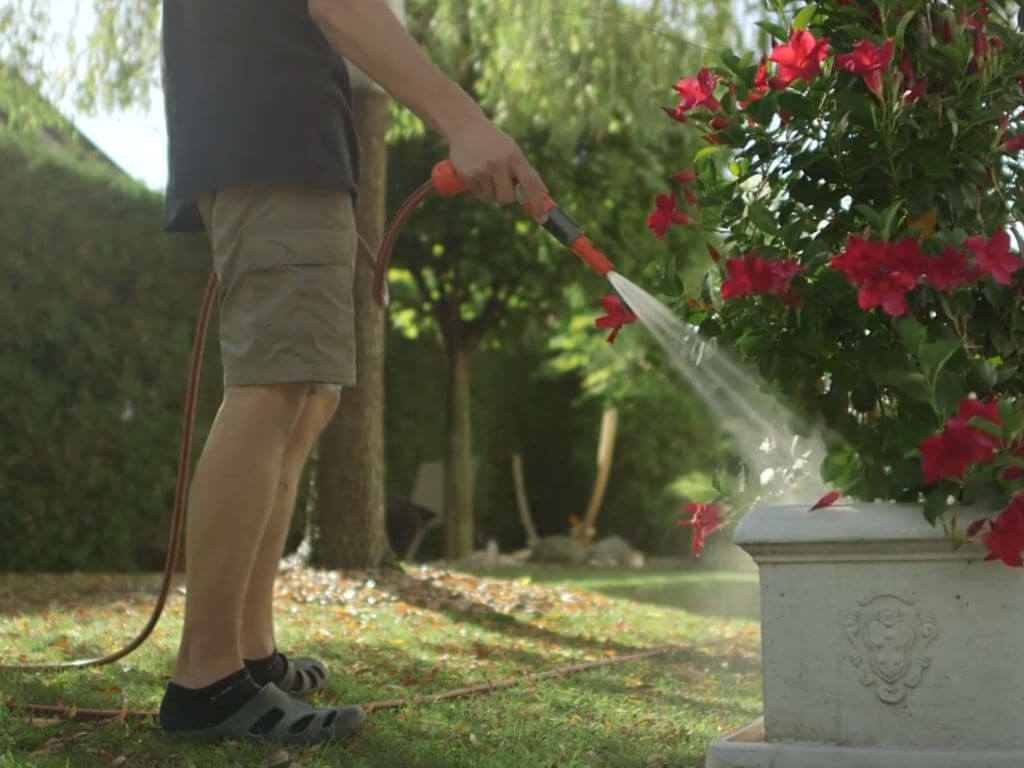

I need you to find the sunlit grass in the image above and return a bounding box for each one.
[0,567,761,768]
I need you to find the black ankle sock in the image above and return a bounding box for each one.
[243,649,287,686]
[159,668,261,732]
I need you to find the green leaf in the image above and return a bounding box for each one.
[998,400,1024,440]
[895,317,926,352]
[694,145,724,163]
[918,337,962,387]
[853,204,883,231]
[747,201,779,235]
[924,487,950,524]
[890,458,924,490]
[932,370,964,416]
[895,10,918,40]
[874,370,931,403]
[879,203,902,240]
[756,20,790,40]
[721,50,744,76]
[792,4,817,31]
[946,107,959,138]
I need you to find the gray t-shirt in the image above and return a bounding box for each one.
[161,0,360,232]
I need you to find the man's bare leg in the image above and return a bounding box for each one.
[239,388,341,660]
[170,382,310,689]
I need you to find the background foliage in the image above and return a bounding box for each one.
[0,0,747,569]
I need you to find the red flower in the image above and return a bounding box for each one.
[662,106,689,124]
[920,423,995,483]
[810,490,841,511]
[679,502,726,556]
[964,229,1022,286]
[903,78,927,105]
[956,397,1002,445]
[1003,135,1024,153]
[836,38,894,99]
[748,59,770,103]
[647,193,690,239]
[594,295,638,345]
[919,398,1002,483]
[673,67,721,116]
[922,246,980,291]
[965,6,990,30]
[981,495,1024,567]
[899,52,915,80]
[769,30,830,88]
[671,171,697,183]
[830,237,924,316]
[1002,442,1024,481]
[721,253,803,300]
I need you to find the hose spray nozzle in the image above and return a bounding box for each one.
[430,160,615,277]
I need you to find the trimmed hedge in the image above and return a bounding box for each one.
[0,126,220,571]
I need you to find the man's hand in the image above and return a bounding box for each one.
[308,0,549,220]
[445,117,548,220]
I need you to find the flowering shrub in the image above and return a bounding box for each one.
[652,0,1024,561]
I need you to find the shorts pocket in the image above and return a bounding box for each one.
[235,227,356,275]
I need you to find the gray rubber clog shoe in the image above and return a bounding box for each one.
[160,682,366,745]
[277,653,328,697]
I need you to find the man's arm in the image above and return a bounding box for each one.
[308,0,548,216]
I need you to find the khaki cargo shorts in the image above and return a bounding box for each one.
[197,184,357,392]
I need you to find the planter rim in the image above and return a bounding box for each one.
[733,500,989,551]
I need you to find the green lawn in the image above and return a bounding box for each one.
[0,566,762,768]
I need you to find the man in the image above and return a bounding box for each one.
[157,0,548,744]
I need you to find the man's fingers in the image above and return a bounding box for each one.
[491,167,517,205]
[513,158,549,222]
[468,175,496,204]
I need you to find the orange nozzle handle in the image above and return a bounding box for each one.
[571,236,615,277]
[432,160,556,216]
[430,159,615,276]
[431,159,469,196]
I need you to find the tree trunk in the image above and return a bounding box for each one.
[312,86,393,570]
[444,340,474,560]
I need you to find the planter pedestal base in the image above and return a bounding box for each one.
[707,719,1024,768]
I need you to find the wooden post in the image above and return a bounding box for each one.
[580,408,618,546]
[512,453,539,547]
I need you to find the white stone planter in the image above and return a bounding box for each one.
[706,501,1024,768]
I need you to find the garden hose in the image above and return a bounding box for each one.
[1,160,617,720]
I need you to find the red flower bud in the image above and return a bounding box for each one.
[1003,135,1024,154]
[710,115,730,130]
[973,29,990,59]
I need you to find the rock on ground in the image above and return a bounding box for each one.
[590,535,644,567]
[528,535,588,565]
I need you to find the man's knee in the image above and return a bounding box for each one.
[304,387,341,432]
[224,382,313,435]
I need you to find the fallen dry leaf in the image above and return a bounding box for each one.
[259,749,290,768]
[109,756,128,767]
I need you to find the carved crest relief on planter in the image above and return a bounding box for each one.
[844,593,938,704]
